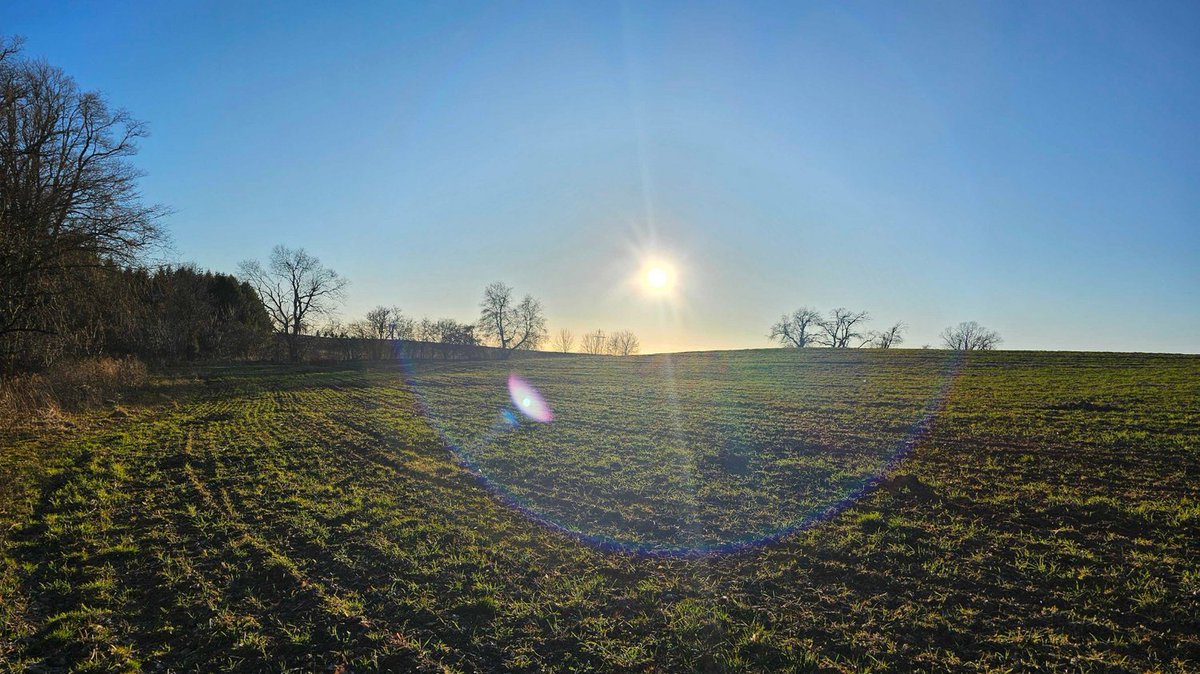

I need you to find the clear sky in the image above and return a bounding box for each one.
[5,1,1198,353]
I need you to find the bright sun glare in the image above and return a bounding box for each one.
[641,262,676,295]
[647,267,668,288]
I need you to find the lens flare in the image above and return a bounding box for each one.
[508,373,553,423]
[401,349,962,556]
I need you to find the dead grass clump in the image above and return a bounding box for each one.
[0,372,55,420]
[47,356,148,408]
[1,356,148,422]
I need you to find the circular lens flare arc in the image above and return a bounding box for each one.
[400,351,964,557]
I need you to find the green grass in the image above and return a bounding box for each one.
[409,350,958,551]
[1,350,1197,672]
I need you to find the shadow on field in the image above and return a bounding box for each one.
[5,354,1199,671]
[8,404,438,672]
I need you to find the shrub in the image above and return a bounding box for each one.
[0,356,148,421]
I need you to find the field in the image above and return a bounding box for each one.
[1,350,1197,672]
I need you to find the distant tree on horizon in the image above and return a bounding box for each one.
[770,308,822,347]
[770,307,914,350]
[941,321,1002,351]
[239,246,348,361]
[365,306,391,339]
[868,321,906,349]
[477,281,546,354]
[364,305,413,341]
[386,306,414,340]
[607,330,640,356]
[815,308,871,348]
[434,318,478,346]
[415,317,438,342]
[347,320,373,340]
[581,329,606,355]
[553,328,575,353]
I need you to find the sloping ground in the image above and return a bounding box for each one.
[1,351,1197,672]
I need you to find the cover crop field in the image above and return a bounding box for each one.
[1,350,1197,672]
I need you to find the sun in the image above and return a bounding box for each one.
[640,261,676,295]
[647,266,668,289]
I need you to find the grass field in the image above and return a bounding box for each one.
[1,350,1197,672]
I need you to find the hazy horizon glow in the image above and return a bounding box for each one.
[5,1,1198,353]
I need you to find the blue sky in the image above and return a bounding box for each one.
[5,1,1198,352]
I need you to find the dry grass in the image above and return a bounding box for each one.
[0,356,147,423]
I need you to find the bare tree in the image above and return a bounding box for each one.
[607,330,640,356]
[477,282,514,348]
[580,329,607,355]
[434,318,477,345]
[815,308,871,348]
[363,305,412,359]
[365,306,391,339]
[553,328,574,353]
[514,295,547,350]
[940,321,1002,351]
[411,318,475,361]
[239,246,348,361]
[386,306,414,340]
[348,320,372,340]
[0,37,166,355]
[770,307,822,348]
[477,281,547,354]
[868,321,906,349]
[415,317,438,342]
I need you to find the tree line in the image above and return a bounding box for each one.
[544,328,640,356]
[0,37,274,372]
[236,248,643,362]
[770,307,1001,351]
